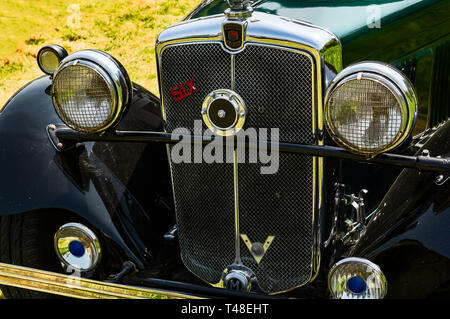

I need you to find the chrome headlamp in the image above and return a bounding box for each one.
[324,62,417,156]
[328,257,388,299]
[51,50,132,133]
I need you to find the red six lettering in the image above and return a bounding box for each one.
[170,78,199,102]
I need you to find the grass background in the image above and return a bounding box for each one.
[0,0,203,108]
[0,0,203,299]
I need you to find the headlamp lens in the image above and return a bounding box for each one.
[52,63,116,133]
[327,78,404,154]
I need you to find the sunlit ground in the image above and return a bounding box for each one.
[0,0,202,108]
[0,0,202,298]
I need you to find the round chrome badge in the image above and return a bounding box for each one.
[224,270,251,292]
[201,89,246,136]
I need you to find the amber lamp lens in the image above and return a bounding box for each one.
[39,50,60,74]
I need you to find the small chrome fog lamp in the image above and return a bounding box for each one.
[324,62,418,156]
[37,44,68,75]
[51,50,132,133]
[54,223,102,272]
[328,257,387,299]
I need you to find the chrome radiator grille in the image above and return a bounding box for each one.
[159,41,317,293]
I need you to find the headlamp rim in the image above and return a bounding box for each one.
[51,50,132,133]
[324,61,418,156]
[51,61,118,133]
[325,72,408,155]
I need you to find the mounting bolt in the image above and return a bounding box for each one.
[48,124,56,131]
[422,149,430,157]
[435,175,444,184]
[57,142,64,150]
[218,109,226,118]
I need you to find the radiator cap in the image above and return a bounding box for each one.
[202,89,247,136]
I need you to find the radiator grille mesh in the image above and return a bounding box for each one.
[160,42,316,293]
[235,45,314,144]
[238,154,314,293]
[161,43,235,284]
[161,43,231,133]
[169,159,236,284]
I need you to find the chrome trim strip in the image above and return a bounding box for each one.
[0,263,204,299]
[233,148,242,264]
[231,48,240,266]
[231,54,236,90]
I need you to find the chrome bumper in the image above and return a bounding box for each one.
[0,263,204,299]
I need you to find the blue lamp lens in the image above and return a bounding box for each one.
[68,240,86,257]
[347,276,367,294]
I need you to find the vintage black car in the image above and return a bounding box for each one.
[0,0,449,299]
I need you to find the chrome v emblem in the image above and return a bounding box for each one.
[240,234,275,264]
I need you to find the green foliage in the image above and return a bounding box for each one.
[117,13,140,24]
[25,37,46,45]
[61,32,85,42]
[0,62,23,78]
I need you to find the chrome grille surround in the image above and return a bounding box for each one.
[156,12,342,294]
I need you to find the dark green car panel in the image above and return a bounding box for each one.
[191,1,447,52]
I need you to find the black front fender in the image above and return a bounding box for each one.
[350,120,450,261]
[0,76,173,269]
